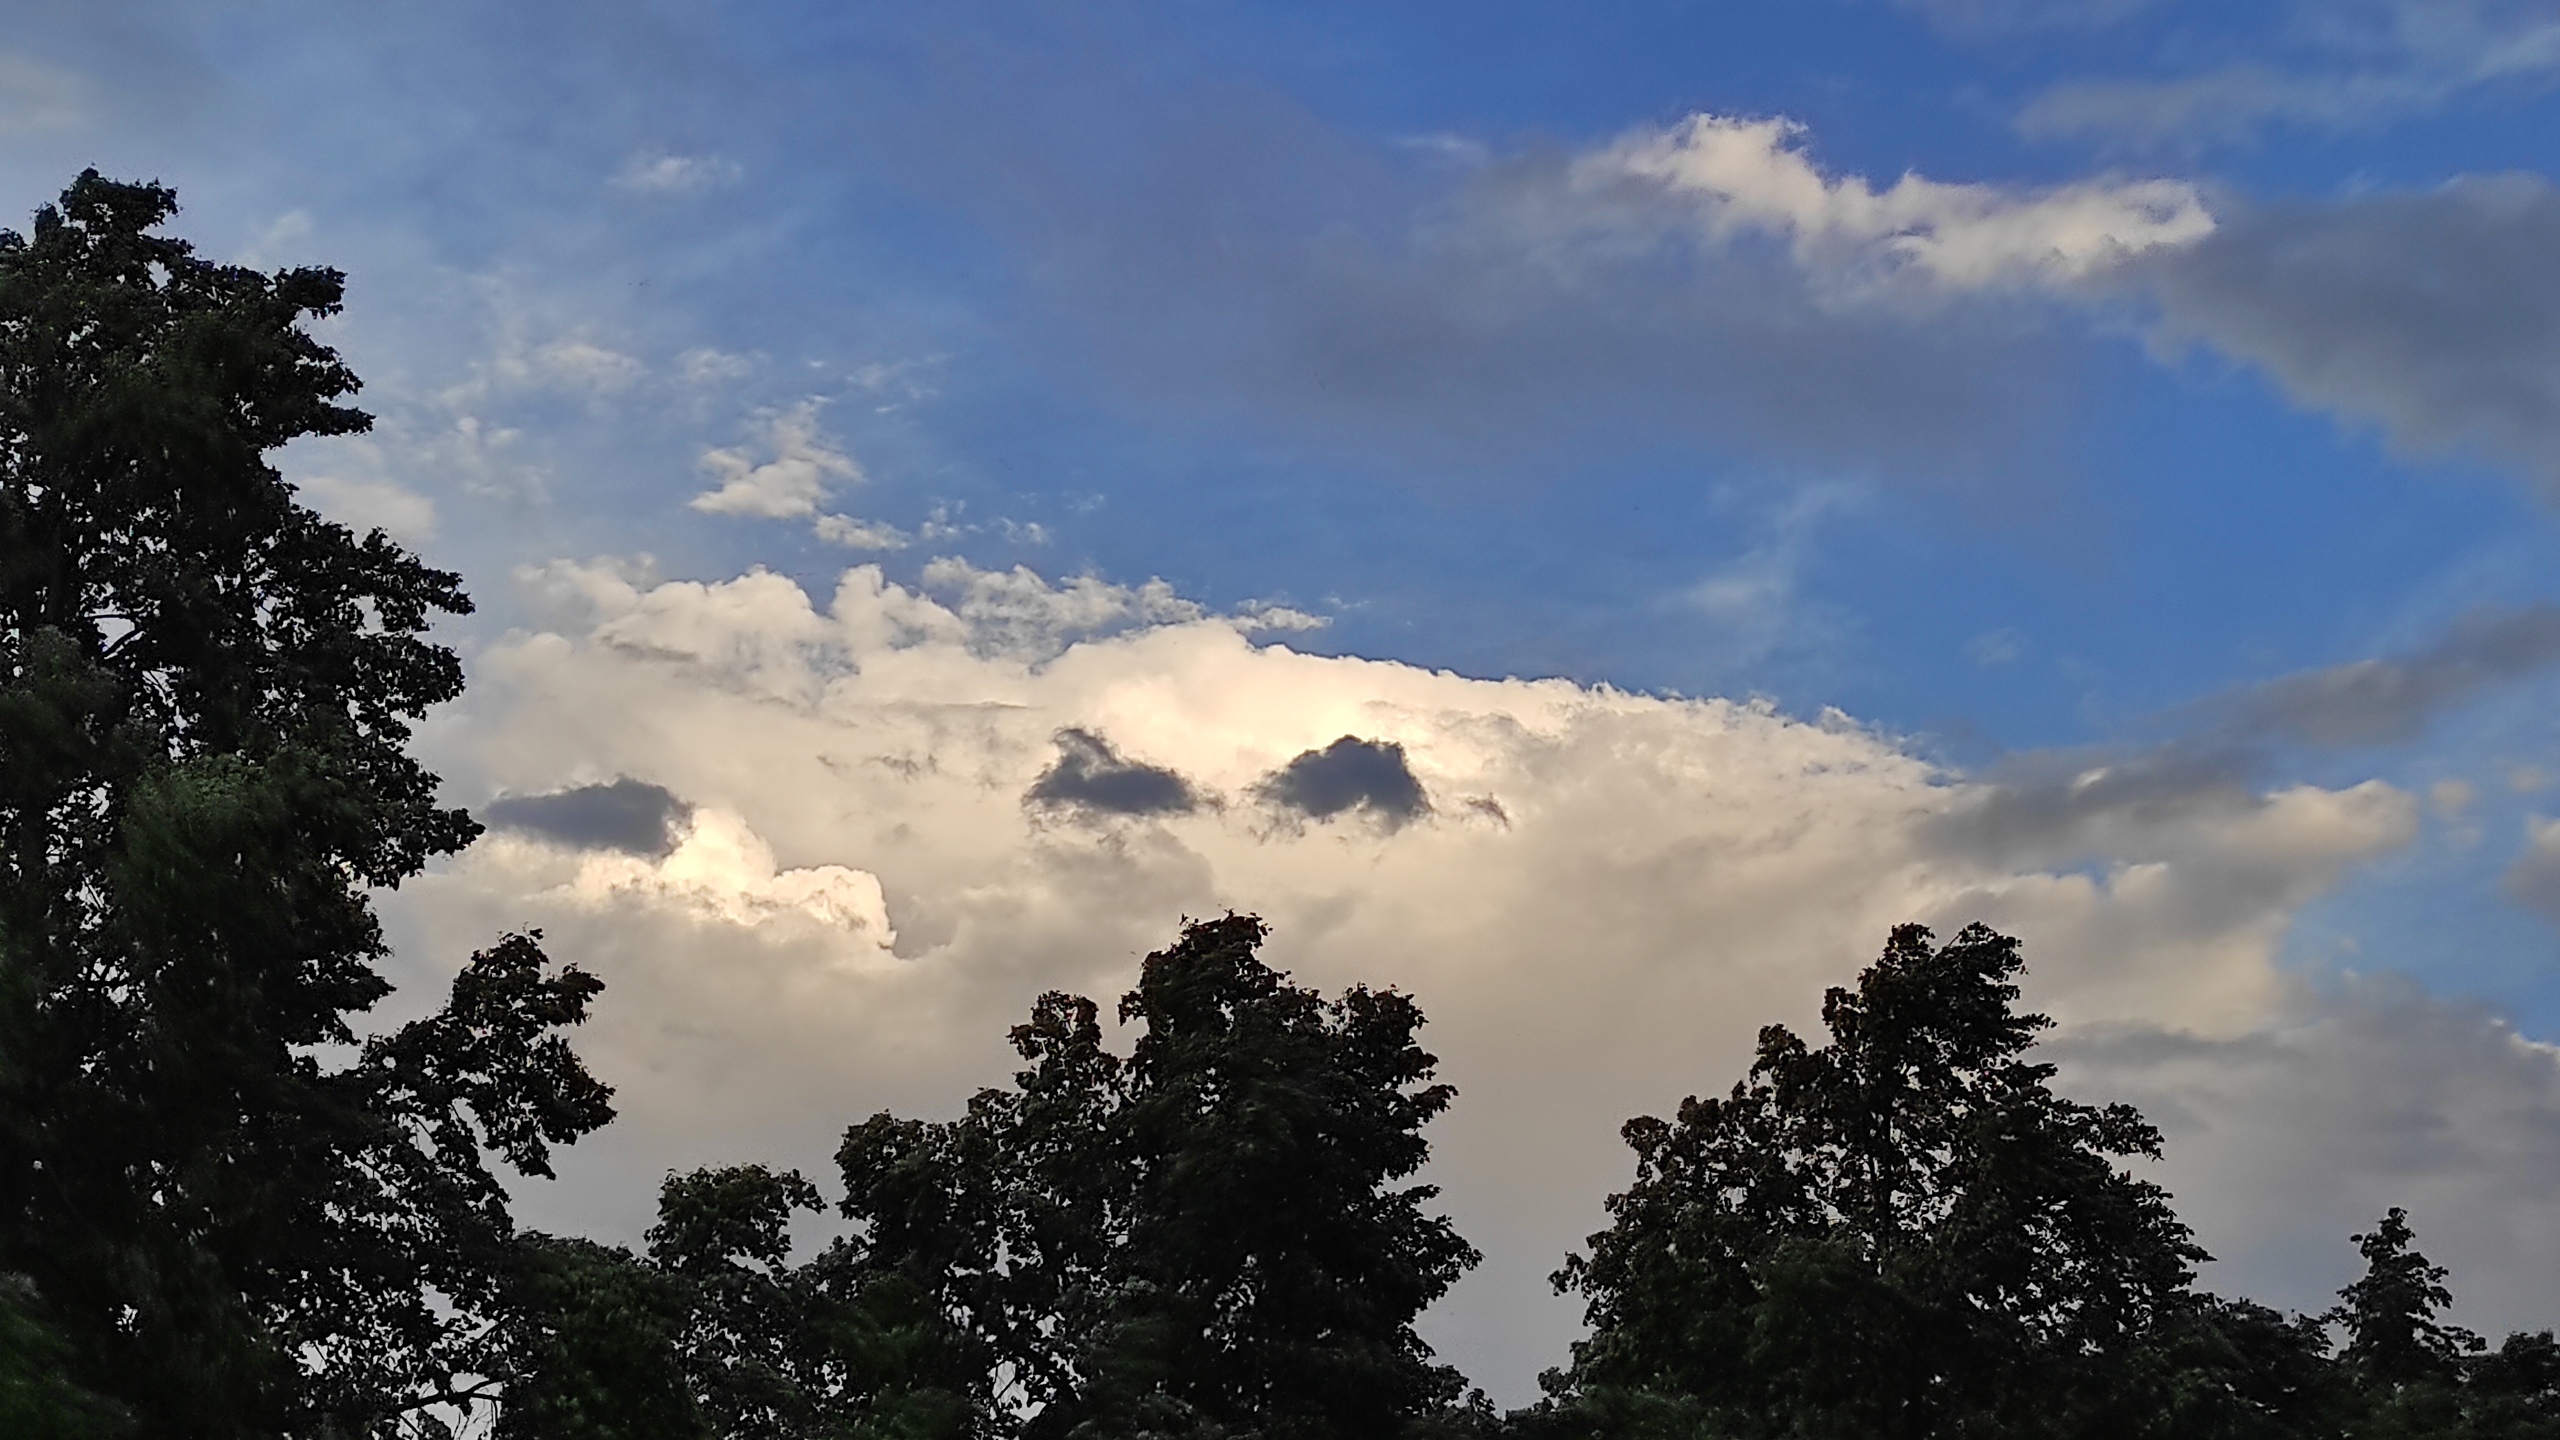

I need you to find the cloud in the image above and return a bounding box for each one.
[2501,816,2560,925]
[483,777,695,858]
[1255,735,1432,828]
[613,152,743,195]
[913,93,2118,486]
[294,473,437,543]
[1026,728,1203,818]
[2197,605,2560,746]
[397,557,2469,1399]
[812,514,911,551]
[1966,627,2028,667]
[2145,176,2560,494]
[690,401,862,520]
[2020,0,2560,147]
[678,348,755,386]
[2058,982,2560,1342]
[1582,114,2213,295]
[917,557,1203,659]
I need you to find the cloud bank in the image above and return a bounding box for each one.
[381,556,2560,1399]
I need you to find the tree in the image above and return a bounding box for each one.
[2332,1208,2479,1391]
[0,172,614,1436]
[835,914,1481,1440]
[1547,923,2223,1439]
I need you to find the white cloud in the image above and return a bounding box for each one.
[295,473,438,543]
[917,557,1204,658]
[543,807,898,937]
[812,513,911,551]
[679,348,755,386]
[613,152,744,194]
[373,558,2560,1400]
[439,311,647,407]
[1581,114,2214,294]
[690,401,862,520]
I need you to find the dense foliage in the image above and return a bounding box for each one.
[0,173,614,1437]
[8,173,2560,1438]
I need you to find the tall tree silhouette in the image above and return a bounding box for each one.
[0,173,612,1437]
[834,913,1481,1440]
[1548,924,2237,1439]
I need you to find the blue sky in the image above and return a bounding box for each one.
[14,0,2560,1401]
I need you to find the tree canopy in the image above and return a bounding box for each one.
[0,171,614,1437]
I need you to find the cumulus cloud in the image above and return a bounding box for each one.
[917,556,1203,658]
[1026,728,1203,819]
[2147,176,2560,493]
[691,401,863,519]
[483,777,695,858]
[373,556,2560,1398]
[1254,735,1432,827]
[1583,114,2213,294]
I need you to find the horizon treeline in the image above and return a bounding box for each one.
[6,173,2559,1439]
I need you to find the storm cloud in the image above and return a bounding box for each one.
[1025,728,1202,818]
[1254,736,1431,826]
[482,777,693,857]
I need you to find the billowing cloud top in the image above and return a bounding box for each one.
[401,556,2560,1393]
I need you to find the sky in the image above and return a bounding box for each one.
[10,0,2560,1405]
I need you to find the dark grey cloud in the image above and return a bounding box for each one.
[483,777,693,857]
[2148,176,2560,493]
[1935,604,2560,866]
[1024,729,1200,818]
[1255,736,1430,827]
[2200,605,2560,747]
[1926,740,2259,869]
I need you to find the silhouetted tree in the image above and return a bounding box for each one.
[2333,1208,2479,1390]
[833,913,1481,1440]
[1543,923,2271,1440]
[0,172,613,1436]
